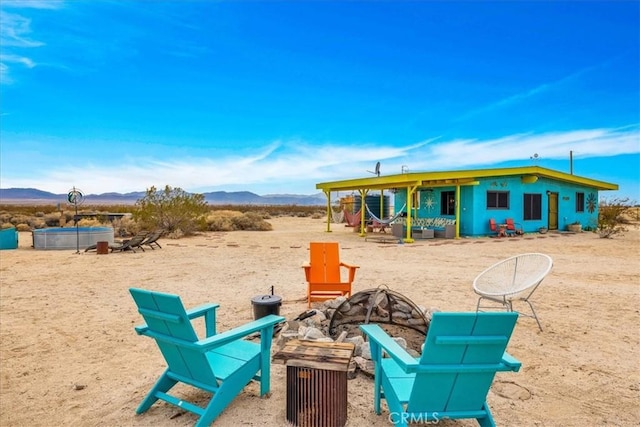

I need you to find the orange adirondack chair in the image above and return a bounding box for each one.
[303,242,359,307]
[505,218,524,236]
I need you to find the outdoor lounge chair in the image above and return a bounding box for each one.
[303,242,359,308]
[140,229,163,249]
[129,288,284,426]
[473,253,553,331]
[109,232,147,253]
[360,312,521,427]
[505,218,523,236]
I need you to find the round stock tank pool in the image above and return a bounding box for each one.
[32,227,114,250]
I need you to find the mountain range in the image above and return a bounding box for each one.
[0,188,327,206]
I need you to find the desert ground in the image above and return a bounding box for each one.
[1,216,639,426]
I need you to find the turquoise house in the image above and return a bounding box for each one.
[316,166,618,239]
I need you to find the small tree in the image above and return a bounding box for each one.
[596,197,631,238]
[133,185,209,236]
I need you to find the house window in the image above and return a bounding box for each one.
[487,191,509,209]
[441,191,455,215]
[576,192,585,212]
[524,193,542,220]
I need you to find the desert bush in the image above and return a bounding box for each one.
[166,229,184,239]
[133,186,209,235]
[15,223,30,232]
[620,207,640,224]
[114,216,140,237]
[230,212,273,231]
[209,204,323,218]
[44,212,62,227]
[77,218,105,227]
[597,197,632,238]
[0,213,11,223]
[205,210,272,231]
[28,218,46,229]
[205,210,241,232]
[10,214,30,226]
[1,222,14,229]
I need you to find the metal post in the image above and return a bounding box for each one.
[570,150,573,175]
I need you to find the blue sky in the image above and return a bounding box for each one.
[1,0,638,200]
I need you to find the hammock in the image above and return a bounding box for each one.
[344,209,362,227]
[331,210,345,224]
[365,203,407,225]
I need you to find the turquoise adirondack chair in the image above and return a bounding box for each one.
[360,312,521,427]
[129,288,285,426]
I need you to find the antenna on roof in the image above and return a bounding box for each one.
[530,153,540,164]
[367,161,381,177]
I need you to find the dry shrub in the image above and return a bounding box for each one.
[597,197,632,238]
[44,212,62,227]
[205,210,272,231]
[620,207,640,225]
[114,216,140,237]
[77,218,104,227]
[0,213,11,223]
[15,223,30,232]
[10,214,30,226]
[28,218,46,229]
[206,210,242,232]
[231,212,273,231]
[255,210,272,220]
[1,222,15,229]
[166,229,184,239]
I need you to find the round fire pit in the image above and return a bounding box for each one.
[328,285,429,354]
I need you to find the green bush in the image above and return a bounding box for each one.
[133,185,209,236]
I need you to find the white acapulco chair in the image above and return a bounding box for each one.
[473,253,553,331]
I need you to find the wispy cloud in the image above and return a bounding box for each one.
[0,2,62,84]
[408,126,640,171]
[2,127,637,195]
[1,0,63,9]
[455,61,609,122]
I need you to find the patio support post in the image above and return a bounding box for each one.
[404,185,418,243]
[358,189,368,237]
[324,190,332,232]
[455,185,461,239]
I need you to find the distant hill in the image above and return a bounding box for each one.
[0,188,326,206]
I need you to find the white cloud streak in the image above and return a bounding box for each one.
[455,62,606,122]
[1,0,63,9]
[2,127,638,195]
[0,1,62,84]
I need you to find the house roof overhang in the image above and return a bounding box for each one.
[316,166,618,193]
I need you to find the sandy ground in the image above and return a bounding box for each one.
[1,216,639,427]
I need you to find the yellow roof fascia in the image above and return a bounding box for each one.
[316,166,618,192]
